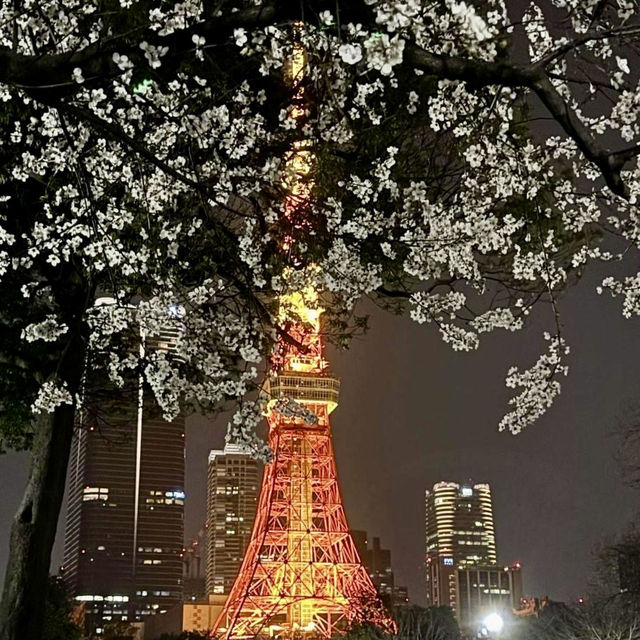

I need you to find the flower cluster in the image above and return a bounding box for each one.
[499,334,569,435]
[32,381,73,415]
[0,0,639,449]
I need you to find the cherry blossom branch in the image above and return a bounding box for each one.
[0,4,281,91]
[54,101,203,191]
[535,24,640,69]
[404,43,634,198]
[376,277,456,299]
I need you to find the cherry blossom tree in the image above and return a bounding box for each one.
[1,1,640,639]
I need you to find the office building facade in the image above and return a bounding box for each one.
[457,563,523,628]
[62,322,185,635]
[206,443,261,596]
[425,482,497,611]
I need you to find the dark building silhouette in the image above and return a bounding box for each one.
[350,530,409,606]
[351,530,369,567]
[618,543,640,596]
[393,585,409,606]
[183,524,208,601]
[368,536,394,601]
[62,317,185,635]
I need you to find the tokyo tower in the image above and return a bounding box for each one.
[213,44,395,639]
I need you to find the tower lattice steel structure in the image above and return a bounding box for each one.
[213,44,394,640]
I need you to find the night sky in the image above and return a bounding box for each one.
[1,262,639,606]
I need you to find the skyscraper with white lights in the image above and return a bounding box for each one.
[425,481,497,610]
[205,443,260,596]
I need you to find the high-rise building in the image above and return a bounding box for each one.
[62,322,185,636]
[349,530,410,607]
[425,482,497,611]
[205,443,261,596]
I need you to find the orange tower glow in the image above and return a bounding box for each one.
[213,42,395,640]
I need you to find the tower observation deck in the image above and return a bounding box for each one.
[213,40,394,640]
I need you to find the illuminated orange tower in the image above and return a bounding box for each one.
[213,43,394,640]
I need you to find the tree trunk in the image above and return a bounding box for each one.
[0,329,87,640]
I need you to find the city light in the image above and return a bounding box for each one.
[483,613,504,634]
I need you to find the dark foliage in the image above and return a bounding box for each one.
[343,605,460,640]
[42,576,83,640]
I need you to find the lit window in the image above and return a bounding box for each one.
[83,487,109,502]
